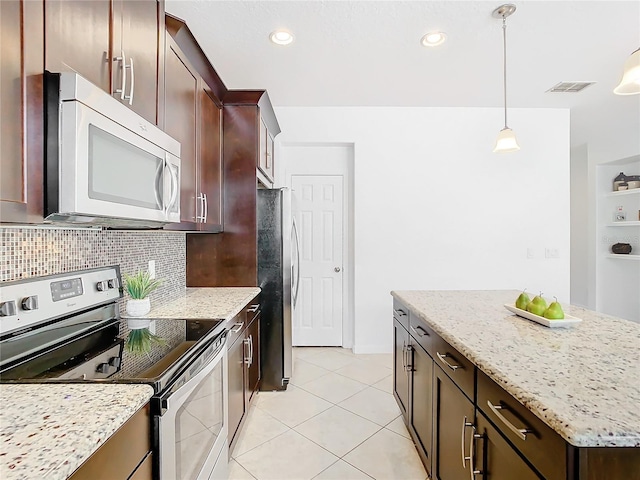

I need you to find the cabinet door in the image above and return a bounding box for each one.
[115,0,159,124]
[410,340,433,475]
[393,319,410,419]
[44,0,111,92]
[164,42,198,230]
[433,364,475,480]
[246,312,261,402]
[0,0,44,223]
[476,412,542,480]
[198,88,223,231]
[228,335,246,446]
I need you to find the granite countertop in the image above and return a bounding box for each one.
[391,290,640,448]
[0,383,153,480]
[122,287,261,321]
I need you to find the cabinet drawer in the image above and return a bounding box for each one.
[408,313,433,357]
[227,312,246,347]
[393,299,410,330]
[431,333,475,401]
[477,370,566,480]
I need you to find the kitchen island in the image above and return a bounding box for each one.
[0,383,153,480]
[391,290,640,480]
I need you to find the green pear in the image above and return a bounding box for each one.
[543,297,565,320]
[515,290,531,310]
[527,293,547,316]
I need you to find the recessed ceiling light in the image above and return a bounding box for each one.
[270,30,294,46]
[421,31,446,47]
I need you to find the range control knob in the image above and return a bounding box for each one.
[108,356,122,369]
[0,301,17,317]
[96,281,107,292]
[107,279,117,289]
[95,362,111,374]
[21,295,39,311]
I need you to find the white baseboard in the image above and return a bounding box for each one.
[352,344,393,354]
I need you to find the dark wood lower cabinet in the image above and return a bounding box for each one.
[393,319,409,419]
[246,311,261,402]
[227,328,246,446]
[409,340,433,473]
[433,364,475,480]
[475,411,542,480]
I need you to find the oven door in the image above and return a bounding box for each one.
[55,99,180,224]
[158,334,228,480]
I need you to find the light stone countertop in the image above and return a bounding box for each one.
[122,287,261,320]
[0,383,153,480]
[391,290,640,448]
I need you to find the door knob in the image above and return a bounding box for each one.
[334,267,341,273]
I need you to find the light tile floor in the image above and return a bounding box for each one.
[229,347,428,480]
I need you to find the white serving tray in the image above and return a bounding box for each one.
[504,304,582,328]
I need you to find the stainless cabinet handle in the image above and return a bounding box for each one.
[196,193,205,221]
[470,429,483,480]
[401,342,406,371]
[487,400,531,441]
[394,309,407,317]
[203,193,208,223]
[244,337,251,365]
[124,56,134,105]
[410,325,429,337]
[437,352,461,371]
[113,50,126,100]
[405,344,412,373]
[249,334,254,366]
[247,304,259,313]
[231,322,244,334]
[461,416,474,468]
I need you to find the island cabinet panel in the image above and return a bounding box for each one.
[433,364,476,480]
[0,0,44,224]
[392,318,410,420]
[227,321,246,447]
[477,370,566,480]
[432,332,475,402]
[68,403,151,480]
[408,339,433,474]
[475,411,542,480]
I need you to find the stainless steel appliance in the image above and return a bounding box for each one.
[44,72,181,228]
[0,267,228,479]
[257,188,299,390]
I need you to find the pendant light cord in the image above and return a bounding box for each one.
[502,16,508,128]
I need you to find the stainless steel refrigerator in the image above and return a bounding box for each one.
[257,188,300,391]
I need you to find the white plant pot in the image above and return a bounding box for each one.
[126,298,151,319]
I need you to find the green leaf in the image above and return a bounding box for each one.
[123,271,162,299]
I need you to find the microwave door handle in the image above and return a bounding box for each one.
[154,160,164,210]
[167,160,179,214]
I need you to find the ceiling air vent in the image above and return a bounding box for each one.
[546,81,595,93]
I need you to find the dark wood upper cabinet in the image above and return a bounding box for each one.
[0,0,44,224]
[163,18,223,233]
[44,0,162,125]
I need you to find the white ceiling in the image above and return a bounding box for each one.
[165,0,640,149]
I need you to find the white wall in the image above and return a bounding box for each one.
[276,107,571,353]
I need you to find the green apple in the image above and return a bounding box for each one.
[543,297,565,320]
[527,293,547,316]
[515,290,530,310]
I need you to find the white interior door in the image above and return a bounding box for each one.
[292,175,343,346]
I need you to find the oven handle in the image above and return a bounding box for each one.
[159,334,226,414]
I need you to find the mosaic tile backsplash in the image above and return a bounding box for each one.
[0,227,188,374]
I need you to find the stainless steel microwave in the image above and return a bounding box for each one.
[44,72,181,228]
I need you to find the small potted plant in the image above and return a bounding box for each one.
[123,270,166,354]
[123,270,161,317]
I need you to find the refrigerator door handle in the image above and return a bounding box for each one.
[291,217,301,308]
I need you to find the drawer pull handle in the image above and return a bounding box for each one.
[394,309,407,317]
[487,400,531,441]
[231,322,244,333]
[437,352,460,371]
[410,325,429,337]
[247,304,260,313]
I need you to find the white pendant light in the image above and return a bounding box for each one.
[613,48,640,95]
[492,4,520,153]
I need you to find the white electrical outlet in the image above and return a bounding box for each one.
[545,248,559,259]
[148,260,156,279]
[527,248,535,259]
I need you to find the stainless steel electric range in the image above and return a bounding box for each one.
[0,266,229,480]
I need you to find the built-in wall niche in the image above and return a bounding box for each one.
[596,155,640,323]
